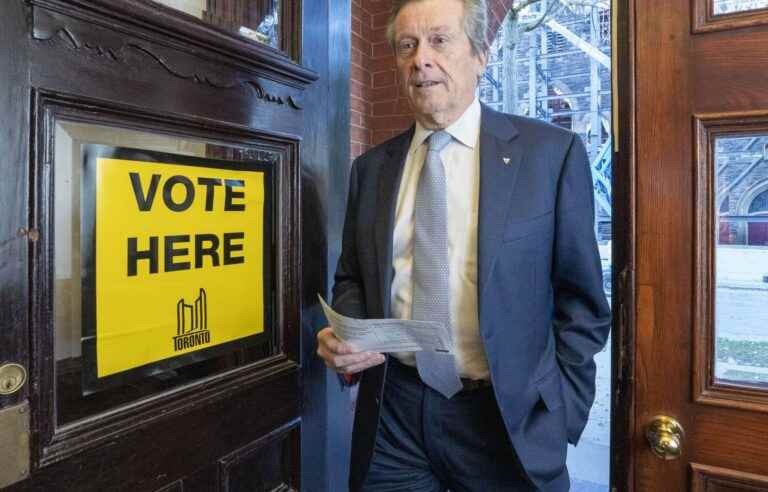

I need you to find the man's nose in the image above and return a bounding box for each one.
[412,43,434,69]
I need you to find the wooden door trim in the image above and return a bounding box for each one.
[611,0,638,490]
[692,0,768,33]
[693,111,768,414]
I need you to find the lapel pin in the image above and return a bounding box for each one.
[503,157,511,165]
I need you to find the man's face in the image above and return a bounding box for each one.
[393,0,487,129]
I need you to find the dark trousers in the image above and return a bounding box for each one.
[361,359,538,492]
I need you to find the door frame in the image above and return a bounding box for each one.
[610,0,637,489]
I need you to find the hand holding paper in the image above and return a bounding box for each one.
[318,296,452,354]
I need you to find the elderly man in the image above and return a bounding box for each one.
[317,0,611,490]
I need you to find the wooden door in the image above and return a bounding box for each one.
[630,0,768,489]
[0,0,337,490]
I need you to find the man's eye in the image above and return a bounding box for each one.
[398,40,416,53]
[431,36,449,46]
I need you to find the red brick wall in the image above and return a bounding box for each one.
[350,0,509,160]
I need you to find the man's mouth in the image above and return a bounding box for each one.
[414,81,440,88]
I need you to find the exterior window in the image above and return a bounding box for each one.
[748,189,768,246]
[716,135,768,247]
[749,189,768,214]
[714,134,768,388]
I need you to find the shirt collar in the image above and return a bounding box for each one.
[410,97,481,153]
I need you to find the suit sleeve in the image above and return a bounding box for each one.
[552,134,612,445]
[332,159,368,319]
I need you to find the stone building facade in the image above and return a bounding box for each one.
[717,135,768,246]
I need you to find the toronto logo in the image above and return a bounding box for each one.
[173,288,211,351]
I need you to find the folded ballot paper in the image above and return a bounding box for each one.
[318,295,452,354]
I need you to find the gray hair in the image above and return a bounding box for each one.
[385,0,489,58]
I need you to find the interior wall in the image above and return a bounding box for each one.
[300,1,353,491]
[350,0,409,159]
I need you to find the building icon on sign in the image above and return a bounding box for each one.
[173,288,211,351]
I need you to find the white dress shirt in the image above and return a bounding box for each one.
[390,98,489,380]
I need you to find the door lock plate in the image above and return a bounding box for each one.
[0,402,30,488]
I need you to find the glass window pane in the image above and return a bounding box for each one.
[479,3,612,490]
[54,121,277,425]
[152,0,281,49]
[713,0,768,15]
[715,134,768,388]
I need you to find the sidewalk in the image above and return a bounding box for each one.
[719,279,768,291]
[568,440,610,490]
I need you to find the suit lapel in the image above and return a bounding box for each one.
[374,127,414,317]
[478,106,523,302]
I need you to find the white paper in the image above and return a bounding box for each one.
[319,295,452,354]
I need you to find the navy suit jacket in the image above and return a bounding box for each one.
[332,104,611,491]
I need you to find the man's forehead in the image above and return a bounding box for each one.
[394,11,465,38]
[395,24,457,39]
[394,1,465,29]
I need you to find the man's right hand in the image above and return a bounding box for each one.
[316,327,386,374]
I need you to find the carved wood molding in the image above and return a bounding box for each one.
[218,420,300,492]
[155,480,183,492]
[32,11,303,111]
[29,0,316,87]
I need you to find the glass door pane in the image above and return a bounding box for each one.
[54,121,277,425]
[715,134,768,388]
[152,0,282,49]
[713,0,768,15]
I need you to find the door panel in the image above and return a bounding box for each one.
[633,0,768,489]
[0,0,325,489]
[0,0,31,421]
[691,463,768,492]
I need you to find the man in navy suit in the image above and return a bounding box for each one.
[317,0,611,490]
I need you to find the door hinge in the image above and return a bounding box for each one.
[17,227,39,242]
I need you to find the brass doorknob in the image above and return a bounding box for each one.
[0,363,27,395]
[646,415,685,460]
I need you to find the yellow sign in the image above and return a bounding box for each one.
[95,157,266,378]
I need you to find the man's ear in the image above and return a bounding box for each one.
[476,51,488,81]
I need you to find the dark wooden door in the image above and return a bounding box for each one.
[631,0,768,489]
[0,0,324,490]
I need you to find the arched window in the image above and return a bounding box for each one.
[549,90,573,130]
[747,188,768,245]
[720,194,730,213]
[748,189,768,214]
[718,195,735,245]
